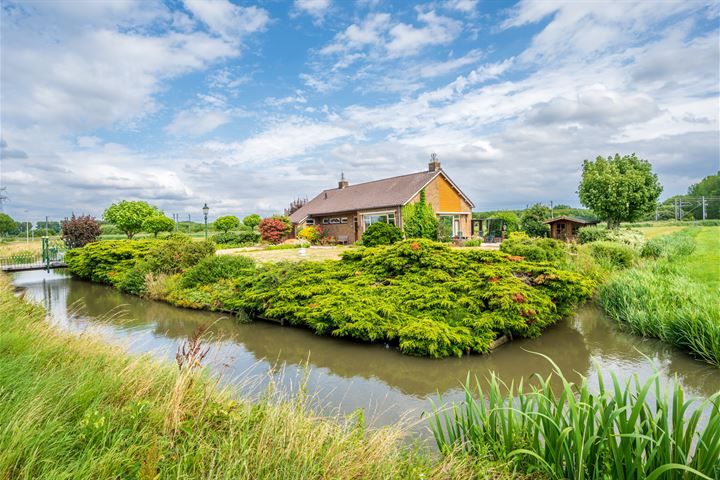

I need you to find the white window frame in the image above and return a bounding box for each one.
[305,218,315,225]
[361,210,397,230]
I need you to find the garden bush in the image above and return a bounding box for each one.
[462,239,483,247]
[211,230,260,246]
[65,240,156,286]
[577,225,608,244]
[179,255,256,289]
[589,241,636,267]
[298,225,323,244]
[61,214,101,249]
[143,237,215,274]
[499,232,565,262]
[361,222,403,247]
[258,217,290,244]
[640,237,665,258]
[605,229,645,251]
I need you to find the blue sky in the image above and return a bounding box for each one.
[1,0,718,221]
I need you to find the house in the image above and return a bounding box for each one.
[288,156,474,243]
[544,216,598,242]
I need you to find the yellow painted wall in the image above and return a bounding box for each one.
[438,175,463,212]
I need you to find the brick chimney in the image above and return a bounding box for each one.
[338,172,349,189]
[428,153,441,172]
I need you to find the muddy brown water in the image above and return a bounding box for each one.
[12,269,720,438]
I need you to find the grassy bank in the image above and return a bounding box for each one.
[598,228,720,367]
[0,274,519,479]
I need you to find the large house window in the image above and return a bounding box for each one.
[362,212,396,228]
[439,215,460,237]
[306,218,315,225]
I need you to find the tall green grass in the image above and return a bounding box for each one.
[431,354,720,479]
[598,230,720,367]
[0,275,508,479]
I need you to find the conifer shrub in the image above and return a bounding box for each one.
[143,237,215,274]
[211,230,260,246]
[65,240,156,286]
[361,222,403,247]
[500,232,566,262]
[179,255,255,289]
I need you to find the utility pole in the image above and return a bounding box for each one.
[550,200,554,218]
[45,216,49,237]
[702,196,707,220]
[674,198,679,220]
[655,205,659,221]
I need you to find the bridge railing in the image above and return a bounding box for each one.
[0,238,67,271]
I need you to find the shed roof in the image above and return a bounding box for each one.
[543,216,598,225]
[289,169,473,223]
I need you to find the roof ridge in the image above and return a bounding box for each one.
[320,169,436,192]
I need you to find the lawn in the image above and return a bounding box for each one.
[683,227,720,290]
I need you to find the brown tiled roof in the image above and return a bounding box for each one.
[290,170,442,223]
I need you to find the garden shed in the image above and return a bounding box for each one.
[544,216,598,242]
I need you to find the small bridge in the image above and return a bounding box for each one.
[0,238,67,272]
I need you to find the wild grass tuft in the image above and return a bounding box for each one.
[431,353,720,480]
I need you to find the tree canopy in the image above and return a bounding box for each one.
[402,190,438,240]
[103,201,160,239]
[688,171,719,219]
[520,204,550,237]
[242,214,261,229]
[62,214,101,248]
[142,215,175,238]
[0,213,16,237]
[214,215,241,233]
[578,154,662,228]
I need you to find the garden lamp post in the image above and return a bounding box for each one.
[202,203,209,240]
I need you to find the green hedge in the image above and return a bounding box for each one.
[361,222,403,247]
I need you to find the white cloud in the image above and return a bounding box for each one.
[386,11,462,56]
[198,118,353,165]
[182,0,270,42]
[320,13,391,55]
[165,109,232,136]
[294,0,332,23]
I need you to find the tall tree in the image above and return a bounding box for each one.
[520,204,551,237]
[0,213,16,237]
[285,198,307,216]
[688,171,719,219]
[578,154,662,229]
[103,200,160,239]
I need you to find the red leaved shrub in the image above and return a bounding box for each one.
[258,217,289,244]
[62,214,101,249]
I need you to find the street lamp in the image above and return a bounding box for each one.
[202,203,209,240]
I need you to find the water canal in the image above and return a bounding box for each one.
[12,269,720,436]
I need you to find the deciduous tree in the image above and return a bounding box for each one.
[142,215,175,238]
[242,214,261,229]
[214,215,240,233]
[258,217,289,244]
[520,204,551,237]
[103,200,160,239]
[578,154,662,229]
[0,213,16,237]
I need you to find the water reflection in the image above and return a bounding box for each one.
[12,270,720,429]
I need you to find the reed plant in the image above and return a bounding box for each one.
[431,354,720,480]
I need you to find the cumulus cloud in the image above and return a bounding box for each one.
[182,0,270,41]
[165,109,232,136]
[293,0,332,23]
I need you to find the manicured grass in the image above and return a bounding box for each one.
[683,227,720,289]
[0,274,518,479]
